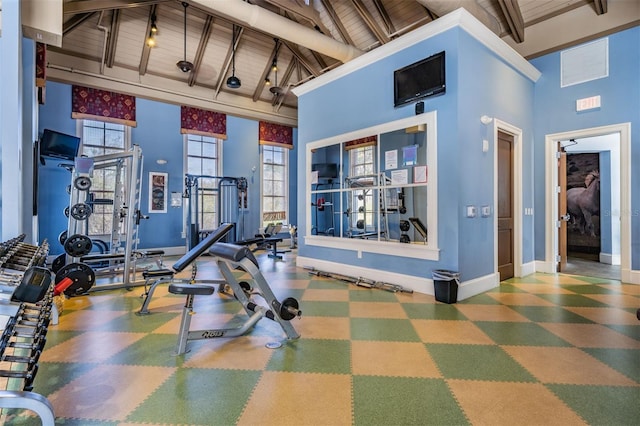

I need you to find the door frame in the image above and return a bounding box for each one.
[544,123,632,282]
[493,120,523,278]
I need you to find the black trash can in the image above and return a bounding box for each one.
[432,269,460,304]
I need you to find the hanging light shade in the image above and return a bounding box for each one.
[176,2,194,73]
[226,25,241,89]
[269,38,284,95]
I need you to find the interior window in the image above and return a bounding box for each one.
[262,145,288,227]
[185,134,221,230]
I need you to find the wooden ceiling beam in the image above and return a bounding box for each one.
[349,0,389,44]
[371,0,395,36]
[188,15,215,87]
[138,5,157,76]
[64,0,170,15]
[498,0,525,44]
[105,10,121,68]
[263,0,333,36]
[63,12,96,35]
[319,0,355,45]
[214,26,244,99]
[594,0,608,15]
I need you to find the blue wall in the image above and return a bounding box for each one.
[530,27,640,269]
[296,27,536,281]
[38,81,297,254]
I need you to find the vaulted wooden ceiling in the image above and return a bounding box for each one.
[43,0,635,125]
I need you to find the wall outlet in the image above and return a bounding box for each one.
[481,205,491,217]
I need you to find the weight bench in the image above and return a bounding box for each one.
[136,223,234,315]
[168,242,301,355]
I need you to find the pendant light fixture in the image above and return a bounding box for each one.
[269,38,283,95]
[226,24,241,89]
[176,2,194,73]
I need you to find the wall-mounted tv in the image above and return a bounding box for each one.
[394,50,446,107]
[312,163,338,179]
[39,129,81,161]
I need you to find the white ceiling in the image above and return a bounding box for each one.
[39,0,640,125]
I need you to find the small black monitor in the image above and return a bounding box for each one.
[40,129,81,161]
[312,163,338,179]
[394,51,446,107]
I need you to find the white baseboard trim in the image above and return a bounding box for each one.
[457,273,499,301]
[519,261,537,277]
[535,260,556,274]
[297,256,499,300]
[599,252,621,265]
[621,268,640,285]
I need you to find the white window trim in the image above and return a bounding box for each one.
[260,145,289,228]
[305,111,439,261]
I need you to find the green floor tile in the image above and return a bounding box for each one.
[96,311,181,333]
[536,293,611,307]
[351,318,421,342]
[353,376,469,426]
[308,279,349,290]
[564,275,621,285]
[457,293,503,304]
[32,362,98,397]
[604,324,640,340]
[561,284,618,294]
[582,348,640,382]
[402,303,468,320]
[126,368,261,425]
[104,334,183,366]
[266,339,351,373]
[502,276,547,284]
[509,306,595,323]
[297,300,349,317]
[427,344,536,382]
[475,321,572,346]
[547,384,640,425]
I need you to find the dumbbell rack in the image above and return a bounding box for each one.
[0,235,55,425]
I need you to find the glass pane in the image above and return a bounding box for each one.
[187,157,200,174]
[202,142,216,158]
[202,160,216,177]
[188,140,201,156]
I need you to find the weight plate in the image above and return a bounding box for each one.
[70,203,92,221]
[74,176,92,191]
[58,230,68,246]
[51,253,66,274]
[279,297,300,321]
[63,234,93,257]
[55,262,95,297]
[64,206,69,218]
[399,220,410,232]
[66,185,72,195]
[399,234,411,244]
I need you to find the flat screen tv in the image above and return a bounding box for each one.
[40,129,81,161]
[312,163,338,179]
[394,50,445,107]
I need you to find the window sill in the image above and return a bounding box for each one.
[304,235,440,261]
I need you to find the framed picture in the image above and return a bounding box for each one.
[149,172,167,213]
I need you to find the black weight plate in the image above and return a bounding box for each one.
[70,203,92,220]
[74,176,92,191]
[64,234,93,257]
[58,230,68,246]
[399,234,411,244]
[51,253,66,274]
[55,262,95,297]
[279,297,300,321]
[64,206,69,218]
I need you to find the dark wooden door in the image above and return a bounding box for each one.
[557,143,568,271]
[497,131,514,280]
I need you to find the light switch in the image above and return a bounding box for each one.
[466,205,476,218]
[481,205,491,217]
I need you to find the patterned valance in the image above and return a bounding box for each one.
[72,85,137,127]
[259,121,293,149]
[36,42,46,88]
[344,135,377,150]
[180,106,227,139]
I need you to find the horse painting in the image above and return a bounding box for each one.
[567,170,600,237]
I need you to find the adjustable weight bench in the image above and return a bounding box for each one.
[168,242,301,355]
[136,223,234,315]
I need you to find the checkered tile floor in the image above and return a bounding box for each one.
[3,252,639,425]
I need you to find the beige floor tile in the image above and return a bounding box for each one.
[46,365,175,421]
[564,307,640,324]
[455,304,531,322]
[487,293,556,306]
[503,346,639,386]
[540,323,640,348]
[448,380,587,426]
[584,293,640,308]
[535,274,591,285]
[237,371,352,426]
[351,341,441,378]
[294,316,350,340]
[152,312,235,334]
[269,278,312,289]
[510,283,574,294]
[41,331,147,363]
[349,301,408,318]
[618,284,640,296]
[411,319,495,344]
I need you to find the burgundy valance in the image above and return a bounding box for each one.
[180,106,227,139]
[344,135,377,150]
[72,85,137,127]
[259,121,293,149]
[36,42,46,88]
